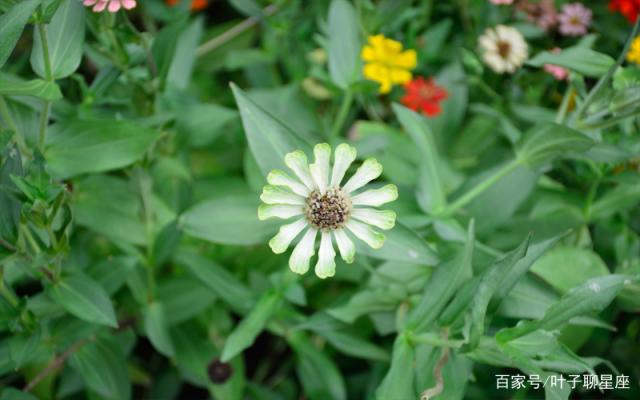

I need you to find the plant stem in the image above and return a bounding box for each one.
[37,23,54,82]
[0,270,19,308]
[37,21,54,153]
[555,85,573,124]
[23,338,89,392]
[442,159,521,216]
[576,18,640,121]
[38,101,51,151]
[420,329,451,400]
[329,89,354,144]
[196,4,278,57]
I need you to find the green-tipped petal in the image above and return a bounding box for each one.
[267,169,310,197]
[330,143,357,187]
[346,220,385,249]
[260,185,305,205]
[289,228,317,274]
[309,143,331,194]
[258,204,303,220]
[352,208,396,230]
[351,184,398,207]
[314,231,336,279]
[333,229,355,263]
[342,158,383,194]
[284,150,315,190]
[268,218,307,254]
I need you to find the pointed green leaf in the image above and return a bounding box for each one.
[526,46,615,78]
[231,82,310,176]
[220,291,281,362]
[393,103,447,214]
[0,74,62,101]
[144,302,175,358]
[0,0,41,69]
[516,123,594,167]
[50,274,118,328]
[44,119,159,179]
[327,0,361,88]
[31,0,85,79]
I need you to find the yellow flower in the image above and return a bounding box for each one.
[627,37,640,64]
[361,34,417,94]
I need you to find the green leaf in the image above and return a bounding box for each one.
[229,0,261,17]
[44,119,159,179]
[176,250,254,313]
[530,247,609,293]
[221,291,281,362]
[30,0,85,79]
[144,302,175,358]
[393,103,447,214]
[327,0,361,88]
[69,338,131,400]
[179,192,279,245]
[166,17,203,90]
[0,0,40,69]
[156,277,215,325]
[466,234,531,349]
[152,17,188,87]
[231,83,310,176]
[0,74,62,101]
[0,144,22,243]
[589,177,640,220]
[515,122,594,167]
[526,46,615,78]
[0,388,40,400]
[49,274,118,328]
[356,221,439,265]
[375,334,415,400]
[288,331,347,400]
[497,275,628,343]
[8,329,41,369]
[176,103,237,147]
[404,220,474,332]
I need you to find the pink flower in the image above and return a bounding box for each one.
[518,0,558,31]
[558,3,592,36]
[83,0,136,13]
[490,0,514,4]
[543,48,568,80]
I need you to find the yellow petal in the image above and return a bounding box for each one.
[390,68,412,84]
[393,49,417,69]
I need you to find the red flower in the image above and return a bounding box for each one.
[400,77,448,117]
[609,0,640,23]
[166,0,208,11]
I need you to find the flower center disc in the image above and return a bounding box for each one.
[497,41,511,58]
[305,187,352,230]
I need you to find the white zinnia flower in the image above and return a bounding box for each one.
[478,25,528,74]
[258,143,398,279]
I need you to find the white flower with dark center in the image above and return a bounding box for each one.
[258,143,398,279]
[478,25,528,74]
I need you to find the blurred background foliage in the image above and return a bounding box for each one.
[0,0,639,399]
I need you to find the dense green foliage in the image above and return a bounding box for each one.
[0,0,639,399]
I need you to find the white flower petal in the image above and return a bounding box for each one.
[258,204,303,220]
[260,185,305,205]
[351,184,398,207]
[330,143,357,187]
[346,219,385,249]
[309,143,331,194]
[352,208,396,230]
[333,229,355,264]
[267,170,311,197]
[285,150,316,190]
[289,228,317,274]
[341,158,383,194]
[269,218,308,254]
[314,231,336,279]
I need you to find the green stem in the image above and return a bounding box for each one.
[576,17,640,121]
[329,89,354,144]
[38,101,51,151]
[555,84,573,124]
[0,270,19,308]
[442,159,521,216]
[37,23,54,81]
[37,21,54,153]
